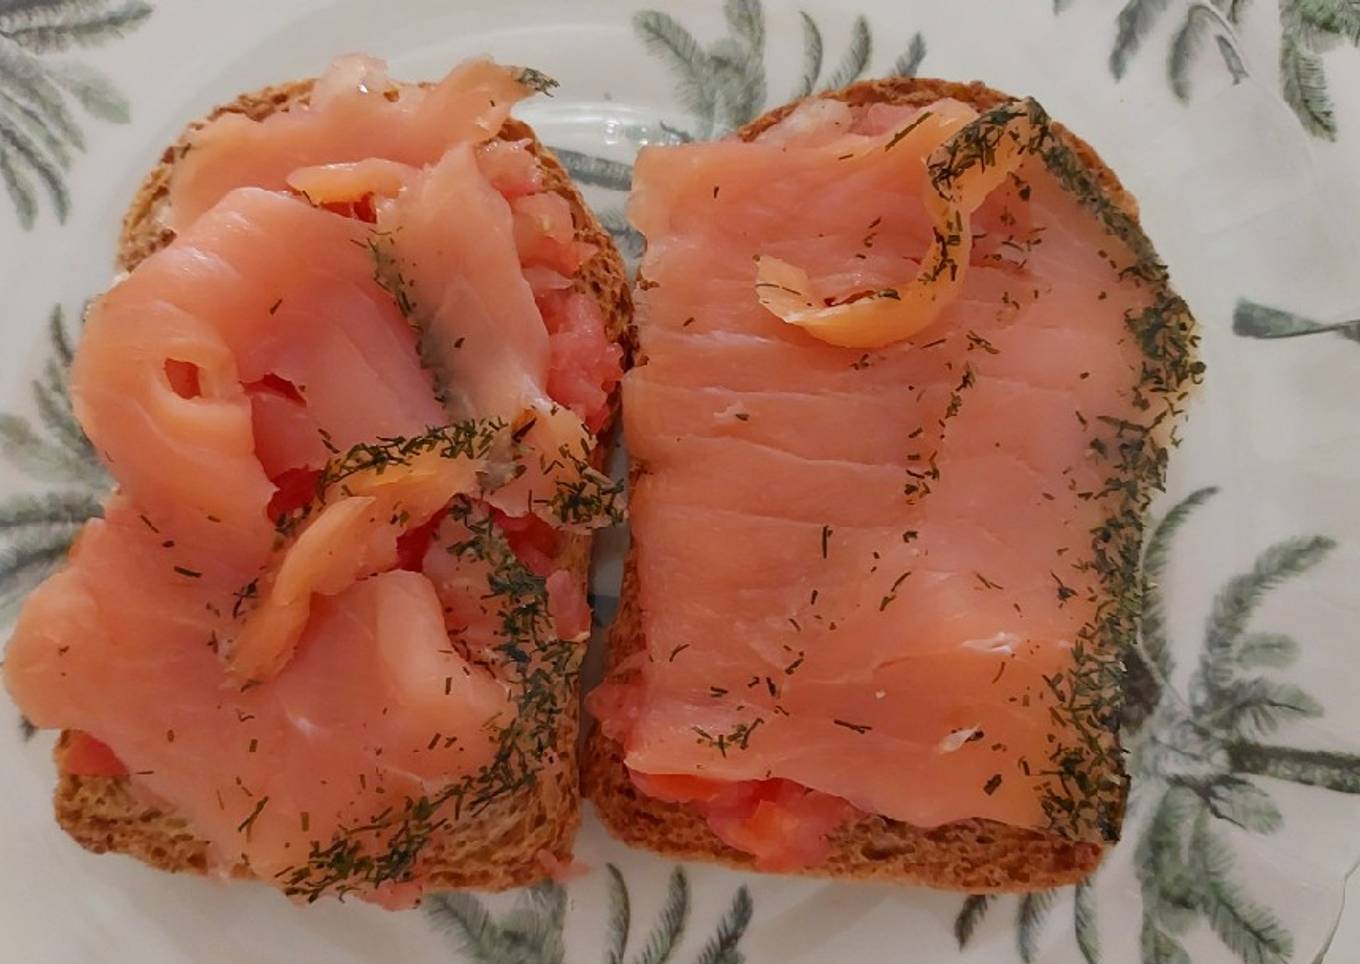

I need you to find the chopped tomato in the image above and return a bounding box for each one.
[537,289,623,433]
[395,507,449,572]
[632,775,855,871]
[545,569,591,641]
[244,372,305,402]
[60,731,129,778]
[630,770,730,803]
[492,508,560,576]
[265,466,321,522]
[321,193,377,223]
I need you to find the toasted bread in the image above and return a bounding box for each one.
[583,77,1174,892]
[54,77,631,895]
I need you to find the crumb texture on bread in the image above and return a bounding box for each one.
[55,79,630,894]
[584,75,1182,892]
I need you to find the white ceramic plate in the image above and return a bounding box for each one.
[3,1,1360,961]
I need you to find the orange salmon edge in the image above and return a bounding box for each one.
[537,848,590,882]
[361,879,425,911]
[628,769,729,803]
[59,731,130,778]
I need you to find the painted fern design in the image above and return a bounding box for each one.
[692,886,753,964]
[0,305,105,626]
[1073,879,1099,964]
[632,0,768,137]
[1168,4,1250,101]
[592,864,752,964]
[425,882,567,964]
[792,12,822,99]
[0,0,150,228]
[953,894,994,948]
[634,2,929,134]
[1110,0,1175,79]
[954,486,1360,962]
[553,149,632,192]
[820,15,870,92]
[604,864,631,964]
[1082,0,1360,138]
[1016,889,1056,963]
[1233,298,1360,343]
[891,33,927,79]
[1278,0,1360,139]
[631,866,689,964]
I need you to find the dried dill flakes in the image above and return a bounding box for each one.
[833,719,873,734]
[693,718,765,757]
[237,796,270,836]
[884,110,934,151]
[366,234,416,318]
[533,443,626,528]
[820,524,833,558]
[965,330,1000,354]
[277,496,576,901]
[272,420,506,536]
[515,67,558,95]
[973,572,1004,591]
[231,579,260,619]
[983,774,1003,796]
[923,98,1200,842]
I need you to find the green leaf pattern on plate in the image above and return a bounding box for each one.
[955,488,1360,962]
[1085,0,1360,140]
[426,865,752,964]
[3,1,1359,961]
[1,305,105,630]
[0,0,151,228]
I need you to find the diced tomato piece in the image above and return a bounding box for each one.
[60,731,129,778]
[491,508,560,576]
[266,466,322,522]
[395,507,449,572]
[630,770,730,803]
[321,193,377,223]
[635,776,855,871]
[537,289,623,433]
[545,568,591,641]
[244,372,305,402]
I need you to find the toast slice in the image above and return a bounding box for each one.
[52,77,631,894]
[583,77,1192,891]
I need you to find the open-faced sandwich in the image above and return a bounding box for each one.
[3,55,629,907]
[585,78,1200,891]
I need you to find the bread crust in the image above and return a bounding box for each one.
[54,78,631,894]
[583,76,1150,892]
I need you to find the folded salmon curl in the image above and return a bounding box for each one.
[4,55,627,905]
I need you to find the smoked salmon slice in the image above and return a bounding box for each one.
[590,95,1199,870]
[4,56,622,904]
